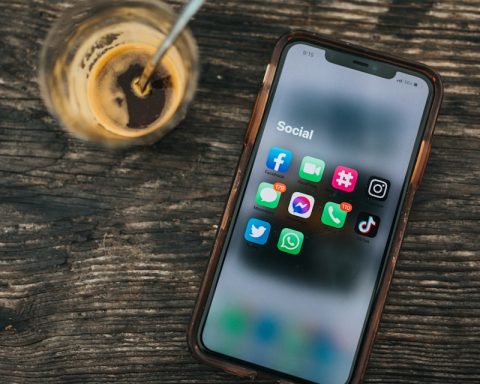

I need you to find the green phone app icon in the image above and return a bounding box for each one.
[321,202,347,229]
[299,156,325,182]
[277,228,304,255]
[255,182,281,209]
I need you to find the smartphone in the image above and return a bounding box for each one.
[189,31,443,384]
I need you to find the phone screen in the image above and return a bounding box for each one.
[200,42,432,384]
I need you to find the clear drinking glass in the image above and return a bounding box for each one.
[39,0,199,146]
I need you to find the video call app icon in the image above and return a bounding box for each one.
[244,218,271,245]
[288,192,314,219]
[299,156,325,182]
[331,165,358,192]
[367,176,390,201]
[266,147,292,173]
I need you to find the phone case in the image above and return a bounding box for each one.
[188,30,443,383]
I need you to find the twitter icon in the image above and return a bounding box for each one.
[244,218,271,245]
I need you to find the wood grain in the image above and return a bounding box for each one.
[0,0,479,383]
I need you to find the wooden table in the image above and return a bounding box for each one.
[1,1,479,383]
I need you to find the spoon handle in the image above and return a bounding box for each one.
[138,0,205,92]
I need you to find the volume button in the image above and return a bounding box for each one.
[244,65,271,146]
[262,64,271,85]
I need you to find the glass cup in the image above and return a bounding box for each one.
[39,0,199,146]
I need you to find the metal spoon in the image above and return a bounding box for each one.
[135,0,205,94]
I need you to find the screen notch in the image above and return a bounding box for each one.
[325,49,396,79]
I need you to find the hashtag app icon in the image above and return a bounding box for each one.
[331,165,358,192]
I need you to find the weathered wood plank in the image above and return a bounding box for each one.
[0,0,479,383]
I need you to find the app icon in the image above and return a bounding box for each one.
[266,147,292,173]
[255,182,281,209]
[312,332,336,361]
[244,218,271,245]
[355,212,380,237]
[220,307,248,335]
[277,228,304,255]
[321,202,348,229]
[254,315,279,343]
[331,165,358,192]
[367,176,390,200]
[288,192,315,218]
[299,156,325,182]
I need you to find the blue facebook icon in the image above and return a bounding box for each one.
[266,147,292,173]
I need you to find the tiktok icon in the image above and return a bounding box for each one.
[355,212,380,238]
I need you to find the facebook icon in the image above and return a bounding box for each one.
[266,147,292,173]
